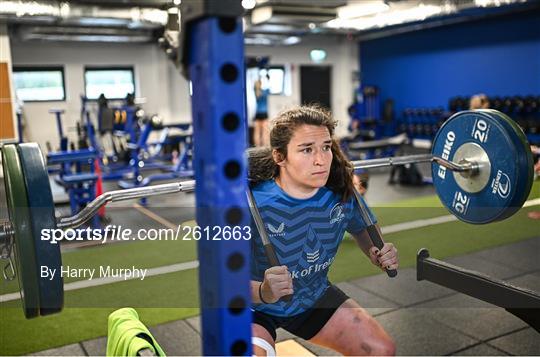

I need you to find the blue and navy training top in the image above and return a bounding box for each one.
[251,179,377,317]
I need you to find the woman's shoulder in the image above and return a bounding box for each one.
[252,180,278,199]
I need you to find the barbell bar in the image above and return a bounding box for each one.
[0,153,477,239]
[0,109,535,318]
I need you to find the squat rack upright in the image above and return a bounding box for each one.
[179,1,252,355]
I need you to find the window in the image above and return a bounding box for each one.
[13,67,65,102]
[259,66,285,95]
[84,67,135,100]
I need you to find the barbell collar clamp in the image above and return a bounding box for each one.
[432,157,479,175]
[0,221,14,248]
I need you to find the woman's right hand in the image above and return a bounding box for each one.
[260,265,294,303]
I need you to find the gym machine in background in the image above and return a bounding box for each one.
[85,94,195,185]
[348,85,384,141]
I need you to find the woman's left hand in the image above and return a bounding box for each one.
[368,243,398,271]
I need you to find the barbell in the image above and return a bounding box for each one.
[0,109,534,318]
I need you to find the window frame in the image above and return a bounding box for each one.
[83,66,136,101]
[12,66,66,102]
[259,65,286,95]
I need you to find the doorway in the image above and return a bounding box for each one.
[300,65,332,110]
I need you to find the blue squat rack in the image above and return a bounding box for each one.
[181,1,252,355]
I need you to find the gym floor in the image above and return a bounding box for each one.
[1,170,539,356]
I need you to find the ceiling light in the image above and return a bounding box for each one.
[474,0,521,6]
[173,0,181,5]
[59,2,70,17]
[139,8,168,25]
[242,0,256,10]
[337,1,389,19]
[251,6,272,25]
[326,3,455,31]
[283,36,301,45]
[1,1,59,16]
[244,37,272,45]
[475,0,491,6]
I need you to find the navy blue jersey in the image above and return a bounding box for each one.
[251,180,377,317]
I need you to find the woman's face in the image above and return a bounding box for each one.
[276,124,333,190]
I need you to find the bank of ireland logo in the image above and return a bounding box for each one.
[306,249,320,263]
[329,203,345,224]
[267,222,285,237]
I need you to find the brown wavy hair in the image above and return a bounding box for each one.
[248,105,354,201]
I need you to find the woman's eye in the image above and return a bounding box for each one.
[323,145,331,151]
[302,148,312,153]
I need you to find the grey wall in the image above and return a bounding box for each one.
[10,35,358,150]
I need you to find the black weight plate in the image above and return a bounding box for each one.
[18,143,63,316]
[2,144,39,318]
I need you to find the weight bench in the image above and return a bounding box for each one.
[343,133,409,163]
[347,132,409,151]
[342,133,433,185]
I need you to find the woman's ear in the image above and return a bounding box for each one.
[272,149,286,167]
